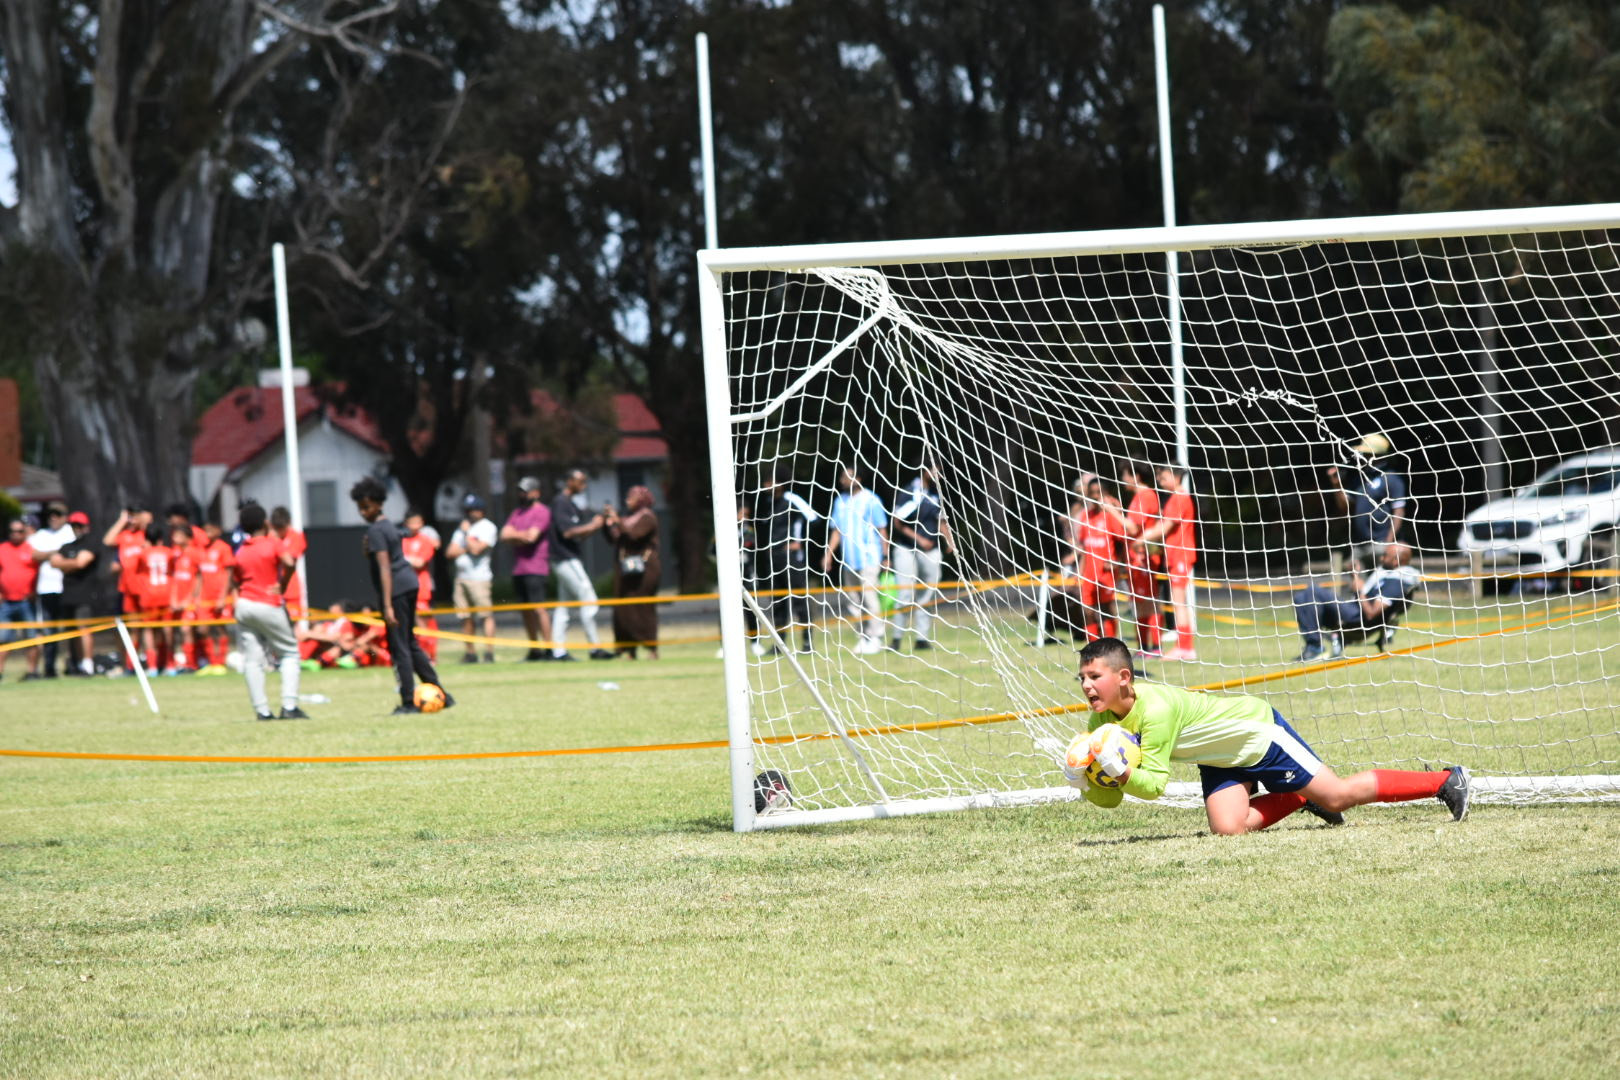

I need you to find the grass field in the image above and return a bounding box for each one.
[3,609,1619,1077]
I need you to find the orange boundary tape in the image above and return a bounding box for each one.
[3,591,1615,766]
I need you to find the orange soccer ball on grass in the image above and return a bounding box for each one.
[414,683,447,714]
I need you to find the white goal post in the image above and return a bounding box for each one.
[699,203,1620,832]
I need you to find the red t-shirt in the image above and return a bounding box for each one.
[235,535,288,607]
[1079,507,1123,582]
[0,539,40,602]
[196,539,235,604]
[277,528,307,609]
[401,532,438,602]
[1161,491,1197,566]
[135,546,174,611]
[116,528,149,598]
[1126,488,1161,567]
[169,545,200,610]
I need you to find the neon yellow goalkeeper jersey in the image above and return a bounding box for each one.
[1083,682,1277,805]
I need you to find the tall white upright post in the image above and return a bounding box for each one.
[271,244,310,624]
[1153,4,1196,638]
[696,32,719,250]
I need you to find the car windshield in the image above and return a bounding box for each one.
[1519,465,1620,498]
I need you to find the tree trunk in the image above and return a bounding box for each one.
[33,333,197,523]
[645,393,715,595]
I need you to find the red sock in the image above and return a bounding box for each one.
[1102,618,1118,638]
[1249,791,1309,829]
[1373,770,1448,802]
[1142,614,1161,649]
[1177,628,1194,651]
[1083,622,1100,642]
[186,640,202,669]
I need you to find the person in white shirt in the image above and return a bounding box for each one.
[28,503,75,679]
[820,465,891,654]
[445,493,500,664]
[889,468,955,652]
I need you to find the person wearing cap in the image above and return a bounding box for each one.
[28,503,74,677]
[445,493,499,663]
[500,477,553,661]
[1326,433,1409,570]
[50,511,109,675]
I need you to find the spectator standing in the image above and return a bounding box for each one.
[889,468,955,652]
[51,512,108,676]
[0,517,42,682]
[1141,465,1199,661]
[1118,461,1164,656]
[166,522,202,673]
[104,506,152,617]
[28,503,73,677]
[820,465,890,655]
[193,522,236,673]
[401,510,441,662]
[269,506,307,618]
[230,503,306,720]
[501,477,553,662]
[1327,433,1409,569]
[549,469,616,661]
[132,523,173,673]
[757,472,820,654]
[352,478,452,716]
[446,494,499,664]
[606,485,661,659]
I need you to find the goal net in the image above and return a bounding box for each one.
[698,204,1620,831]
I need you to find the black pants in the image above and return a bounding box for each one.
[387,588,442,704]
[39,593,64,676]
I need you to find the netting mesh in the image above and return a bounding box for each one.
[715,227,1620,825]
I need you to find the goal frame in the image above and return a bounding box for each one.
[698,201,1620,832]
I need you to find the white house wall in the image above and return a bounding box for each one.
[233,420,406,527]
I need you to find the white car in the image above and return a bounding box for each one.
[1457,449,1620,583]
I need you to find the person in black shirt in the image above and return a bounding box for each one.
[889,467,955,651]
[351,477,452,714]
[756,470,821,654]
[51,511,110,676]
[548,469,615,660]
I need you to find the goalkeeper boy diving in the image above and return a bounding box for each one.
[1066,638,1471,833]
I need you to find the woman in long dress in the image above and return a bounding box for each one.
[607,485,661,659]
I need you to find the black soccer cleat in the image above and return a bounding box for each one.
[1437,765,1472,822]
[254,710,275,722]
[588,649,617,660]
[391,703,422,716]
[278,707,310,720]
[439,691,456,710]
[1301,800,1345,827]
[1295,645,1324,663]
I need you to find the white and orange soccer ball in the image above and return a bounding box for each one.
[414,683,447,714]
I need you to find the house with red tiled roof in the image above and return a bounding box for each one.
[188,377,404,529]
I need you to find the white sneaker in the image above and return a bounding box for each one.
[750,641,767,657]
[714,646,725,659]
[854,637,882,655]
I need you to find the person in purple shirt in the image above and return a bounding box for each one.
[502,476,554,662]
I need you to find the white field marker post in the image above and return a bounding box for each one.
[1153,4,1196,639]
[696,32,719,250]
[115,618,160,714]
[272,243,310,629]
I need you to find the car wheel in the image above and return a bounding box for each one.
[1584,529,1619,592]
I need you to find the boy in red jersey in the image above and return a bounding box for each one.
[1142,465,1199,661]
[1118,461,1164,657]
[1063,476,1127,642]
[270,506,307,618]
[401,509,440,661]
[232,503,306,720]
[131,523,174,673]
[166,522,202,674]
[194,522,236,673]
[105,507,152,618]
